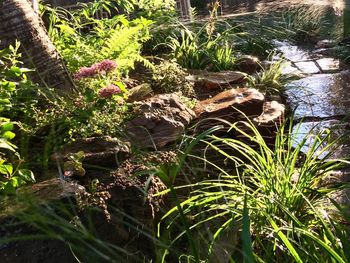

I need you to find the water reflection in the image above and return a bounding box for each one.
[286,71,350,118]
[292,120,350,159]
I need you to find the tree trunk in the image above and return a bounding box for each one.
[344,0,350,37]
[0,0,75,94]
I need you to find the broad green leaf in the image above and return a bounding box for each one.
[9,66,22,76]
[4,163,13,175]
[0,163,13,175]
[242,195,254,263]
[0,122,13,132]
[56,24,76,36]
[2,131,15,140]
[74,151,85,161]
[0,140,16,152]
[268,217,302,263]
[18,169,35,183]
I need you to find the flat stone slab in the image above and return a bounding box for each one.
[195,88,264,117]
[286,71,350,118]
[127,83,153,102]
[281,61,303,75]
[52,136,131,167]
[0,178,84,218]
[316,58,340,73]
[274,40,310,62]
[294,61,320,74]
[253,101,285,144]
[254,101,285,126]
[187,70,246,89]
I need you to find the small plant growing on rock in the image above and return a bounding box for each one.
[246,57,286,95]
[28,59,134,142]
[63,151,85,178]
[73,59,127,100]
[151,59,194,97]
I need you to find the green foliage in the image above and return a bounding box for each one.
[131,0,176,20]
[157,118,350,261]
[0,43,35,194]
[165,1,237,71]
[43,5,153,76]
[151,59,194,96]
[0,119,35,194]
[279,5,325,43]
[29,88,133,142]
[236,32,276,59]
[63,151,86,177]
[166,22,237,71]
[246,56,287,95]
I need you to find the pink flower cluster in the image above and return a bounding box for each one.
[98,84,121,98]
[73,60,117,80]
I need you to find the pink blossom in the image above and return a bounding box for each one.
[95,59,117,74]
[73,65,98,80]
[98,84,121,98]
[73,60,118,80]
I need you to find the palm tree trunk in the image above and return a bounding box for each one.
[0,0,75,94]
[344,0,350,38]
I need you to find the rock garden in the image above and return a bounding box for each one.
[0,0,350,262]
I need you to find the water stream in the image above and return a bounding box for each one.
[274,39,350,159]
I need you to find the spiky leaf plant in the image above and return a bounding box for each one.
[157,117,350,262]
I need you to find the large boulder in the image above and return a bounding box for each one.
[253,101,285,144]
[51,136,130,167]
[125,94,196,149]
[0,178,84,218]
[235,55,260,74]
[194,88,265,132]
[187,70,246,90]
[127,83,154,102]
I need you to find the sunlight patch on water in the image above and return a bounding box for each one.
[292,120,350,159]
[286,71,350,118]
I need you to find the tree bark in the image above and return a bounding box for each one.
[344,0,350,37]
[0,0,75,94]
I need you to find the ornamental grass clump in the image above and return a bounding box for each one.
[156,117,350,262]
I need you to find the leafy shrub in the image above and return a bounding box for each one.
[246,56,287,95]
[29,59,132,141]
[0,43,35,194]
[151,59,194,96]
[165,2,237,71]
[44,5,153,76]
[131,0,176,20]
[166,23,237,71]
